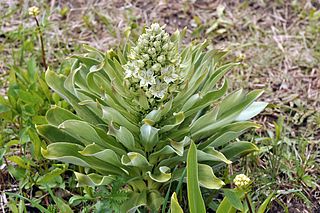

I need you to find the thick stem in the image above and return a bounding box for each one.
[34,17,48,71]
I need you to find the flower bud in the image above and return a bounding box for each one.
[153,41,161,48]
[157,55,166,63]
[148,48,156,55]
[29,6,40,17]
[234,174,251,188]
[162,43,169,51]
[152,63,162,72]
[142,54,150,62]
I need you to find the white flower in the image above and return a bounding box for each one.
[150,82,168,99]
[139,70,156,87]
[122,23,182,104]
[234,174,251,188]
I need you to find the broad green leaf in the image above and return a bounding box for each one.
[190,107,219,135]
[218,89,245,117]
[216,197,237,213]
[202,63,238,92]
[46,106,81,126]
[147,166,171,183]
[198,121,259,149]
[197,148,232,164]
[187,141,206,213]
[198,164,224,189]
[74,172,115,187]
[236,101,268,121]
[140,124,159,152]
[79,144,123,168]
[148,191,165,211]
[160,112,185,133]
[45,69,103,124]
[58,120,103,146]
[223,189,243,211]
[120,191,147,213]
[170,192,183,213]
[101,105,139,134]
[184,79,228,117]
[28,128,43,159]
[42,142,124,175]
[108,122,137,151]
[221,141,259,160]
[121,152,152,169]
[170,136,191,156]
[149,145,181,164]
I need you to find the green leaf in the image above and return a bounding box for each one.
[170,192,183,213]
[45,69,103,124]
[37,167,65,185]
[101,105,139,134]
[121,152,152,169]
[184,79,228,117]
[198,164,224,189]
[108,122,137,151]
[198,121,259,149]
[216,197,237,213]
[148,191,165,211]
[160,112,185,133]
[187,141,206,213]
[74,172,115,187]
[6,192,50,213]
[221,141,259,160]
[46,106,81,126]
[147,166,171,183]
[58,120,104,146]
[257,193,275,213]
[79,144,123,168]
[197,148,232,164]
[140,124,159,152]
[42,142,124,175]
[28,128,43,159]
[47,187,74,213]
[236,101,268,121]
[223,189,243,211]
[120,191,147,213]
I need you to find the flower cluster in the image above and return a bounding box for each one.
[123,23,183,105]
[28,6,40,17]
[233,174,251,188]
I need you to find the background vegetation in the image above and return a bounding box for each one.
[0,0,319,212]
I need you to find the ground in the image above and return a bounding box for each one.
[0,0,319,212]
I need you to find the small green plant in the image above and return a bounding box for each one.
[37,23,267,212]
[215,174,274,213]
[0,6,71,211]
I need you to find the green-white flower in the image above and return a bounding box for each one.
[123,23,182,106]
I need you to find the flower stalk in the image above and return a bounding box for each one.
[29,6,48,71]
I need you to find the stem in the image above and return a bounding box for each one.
[34,17,48,71]
[245,193,253,213]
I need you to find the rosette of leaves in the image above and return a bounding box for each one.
[37,24,267,212]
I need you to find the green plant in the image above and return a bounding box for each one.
[0,6,72,211]
[37,23,268,212]
[215,174,274,213]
